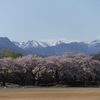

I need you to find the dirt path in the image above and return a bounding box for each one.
[0,88,100,100]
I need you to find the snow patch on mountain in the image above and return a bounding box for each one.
[13,40,64,49]
[13,40,45,49]
[13,38,100,49]
[87,39,100,47]
[43,40,64,46]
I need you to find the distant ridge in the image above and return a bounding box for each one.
[12,38,100,56]
[0,37,100,56]
[0,37,26,55]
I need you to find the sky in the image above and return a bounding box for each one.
[0,0,100,42]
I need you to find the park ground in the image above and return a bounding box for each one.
[0,87,100,100]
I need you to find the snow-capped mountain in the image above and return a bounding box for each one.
[12,39,79,49]
[1,37,100,56]
[12,39,100,56]
[44,40,64,46]
[13,40,58,49]
[87,39,100,54]
[90,40,100,46]
[13,40,48,49]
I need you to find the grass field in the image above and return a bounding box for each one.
[0,88,100,100]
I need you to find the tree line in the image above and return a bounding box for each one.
[0,49,100,87]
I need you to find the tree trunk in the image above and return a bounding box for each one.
[31,79,35,86]
[97,80,99,87]
[84,81,86,87]
[55,70,59,84]
[2,79,6,86]
[20,77,24,86]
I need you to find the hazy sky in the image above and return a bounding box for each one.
[0,0,100,42]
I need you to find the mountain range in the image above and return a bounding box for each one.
[0,37,100,56]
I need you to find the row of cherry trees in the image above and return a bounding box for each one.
[0,52,100,86]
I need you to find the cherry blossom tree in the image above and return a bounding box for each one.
[25,55,45,86]
[14,55,34,86]
[14,54,46,86]
[44,56,64,84]
[0,52,99,87]
[0,57,15,86]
